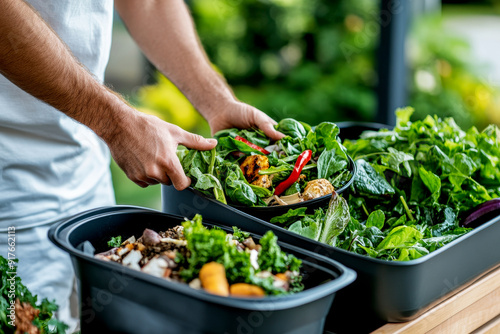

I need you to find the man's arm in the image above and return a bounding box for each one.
[114,0,284,139]
[0,0,216,190]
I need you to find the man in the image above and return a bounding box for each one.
[0,0,283,330]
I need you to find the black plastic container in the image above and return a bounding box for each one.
[48,206,356,334]
[162,122,500,331]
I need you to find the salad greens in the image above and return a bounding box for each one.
[107,235,122,248]
[0,256,68,334]
[271,108,500,261]
[180,215,303,295]
[177,118,353,207]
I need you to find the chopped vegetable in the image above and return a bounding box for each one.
[95,215,304,296]
[229,283,265,297]
[461,198,500,228]
[235,136,270,154]
[199,262,229,296]
[107,235,122,248]
[274,150,312,196]
[179,120,353,207]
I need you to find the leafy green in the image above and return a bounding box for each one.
[180,120,353,208]
[274,194,350,246]
[318,194,350,245]
[276,118,307,139]
[366,210,385,230]
[317,144,348,180]
[257,231,302,273]
[107,236,122,248]
[270,207,308,225]
[354,159,395,197]
[268,109,498,261]
[181,215,303,295]
[336,108,498,260]
[0,256,68,333]
[375,226,423,251]
[232,226,250,243]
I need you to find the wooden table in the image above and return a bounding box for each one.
[371,265,500,334]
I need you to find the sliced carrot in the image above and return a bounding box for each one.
[230,283,265,298]
[199,262,229,296]
[275,273,288,281]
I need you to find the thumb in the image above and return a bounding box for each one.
[180,131,218,151]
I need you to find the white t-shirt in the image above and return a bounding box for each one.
[0,0,116,231]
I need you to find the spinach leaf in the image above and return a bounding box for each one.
[418,166,441,203]
[354,159,395,197]
[220,162,258,206]
[270,207,308,225]
[190,167,227,204]
[366,210,385,230]
[314,122,340,150]
[380,147,414,177]
[276,118,307,139]
[288,218,322,241]
[317,142,348,180]
[376,226,423,251]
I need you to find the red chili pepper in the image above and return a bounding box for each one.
[234,136,270,155]
[274,150,312,196]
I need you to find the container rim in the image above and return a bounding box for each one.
[48,205,356,310]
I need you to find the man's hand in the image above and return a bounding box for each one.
[106,110,217,190]
[207,101,284,141]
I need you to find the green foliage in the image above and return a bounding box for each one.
[107,236,122,248]
[338,108,499,260]
[276,193,350,246]
[231,226,250,243]
[0,256,68,333]
[257,231,302,273]
[180,215,303,295]
[180,121,352,207]
[269,109,499,261]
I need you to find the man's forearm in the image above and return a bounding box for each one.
[115,0,235,123]
[0,0,128,141]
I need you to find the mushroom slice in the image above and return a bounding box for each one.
[278,192,303,205]
[302,179,334,201]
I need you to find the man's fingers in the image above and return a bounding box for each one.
[134,180,150,188]
[180,131,217,151]
[258,119,285,141]
[167,157,192,191]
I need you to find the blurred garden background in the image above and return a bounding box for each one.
[105,0,500,210]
